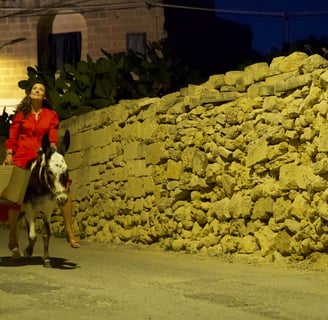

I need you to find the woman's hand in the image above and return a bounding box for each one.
[3,154,13,165]
[3,149,13,165]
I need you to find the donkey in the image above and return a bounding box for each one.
[14,130,71,267]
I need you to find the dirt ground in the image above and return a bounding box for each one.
[1,226,328,320]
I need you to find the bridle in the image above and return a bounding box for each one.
[33,150,69,205]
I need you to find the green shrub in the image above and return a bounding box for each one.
[18,38,205,120]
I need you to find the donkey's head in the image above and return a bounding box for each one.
[39,130,70,205]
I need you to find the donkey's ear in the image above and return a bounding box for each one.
[41,133,51,152]
[57,130,70,154]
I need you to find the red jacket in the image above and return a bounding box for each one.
[5,108,59,168]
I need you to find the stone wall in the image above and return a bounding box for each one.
[56,51,328,260]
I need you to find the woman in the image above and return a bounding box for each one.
[3,80,80,252]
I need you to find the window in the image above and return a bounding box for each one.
[49,32,82,71]
[126,32,146,55]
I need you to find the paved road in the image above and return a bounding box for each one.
[0,226,328,320]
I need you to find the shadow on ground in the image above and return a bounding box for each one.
[0,255,79,269]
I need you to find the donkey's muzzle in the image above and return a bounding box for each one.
[56,193,68,205]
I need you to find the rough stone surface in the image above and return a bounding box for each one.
[50,52,328,261]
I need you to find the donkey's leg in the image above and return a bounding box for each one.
[8,205,22,259]
[42,215,52,268]
[24,220,37,258]
[23,206,37,258]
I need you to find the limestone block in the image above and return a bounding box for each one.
[122,121,143,140]
[91,146,111,164]
[299,238,313,256]
[191,208,207,226]
[209,219,220,235]
[225,136,245,151]
[203,74,226,89]
[125,177,147,198]
[247,82,262,98]
[254,226,277,256]
[300,54,328,73]
[284,130,298,140]
[301,86,322,110]
[266,144,286,161]
[313,158,328,175]
[192,150,208,176]
[126,159,150,177]
[274,230,292,256]
[123,141,145,160]
[220,235,240,253]
[200,91,237,104]
[217,146,233,160]
[207,198,231,221]
[63,129,80,156]
[300,127,316,141]
[290,193,309,220]
[190,221,203,239]
[186,240,202,253]
[265,71,299,86]
[317,125,328,152]
[274,74,312,93]
[258,85,274,96]
[230,219,246,236]
[166,159,183,180]
[252,197,274,220]
[104,142,121,161]
[224,70,244,86]
[316,200,328,221]
[104,167,128,182]
[238,235,259,254]
[79,130,98,149]
[245,62,270,82]
[284,218,302,234]
[279,164,315,190]
[257,112,284,126]
[65,152,83,170]
[220,85,237,92]
[220,174,236,197]
[188,175,208,189]
[94,126,114,147]
[185,84,209,96]
[229,192,252,219]
[320,233,328,250]
[313,100,328,116]
[201,234,220,247]
[273,197,291,222]
[270,51,308,73]
[118,228,132,241]
[144,142,166,165]
[106,104,128,124]
[246,138,268,167]
[171,239,188,251]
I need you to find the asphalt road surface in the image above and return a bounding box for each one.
[0,226,328,320]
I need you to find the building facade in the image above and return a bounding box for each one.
[0,0,166,109]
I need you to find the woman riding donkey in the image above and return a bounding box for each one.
[2,80,80,254]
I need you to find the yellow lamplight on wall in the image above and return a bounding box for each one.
[0,100,20,116]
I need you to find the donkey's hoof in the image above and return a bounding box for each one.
[43,259,52,268]
[11,247,21,260]
[24,246,34,257]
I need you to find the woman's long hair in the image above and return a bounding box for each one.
[16,80,53,118]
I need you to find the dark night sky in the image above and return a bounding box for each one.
[215,0,328,54]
